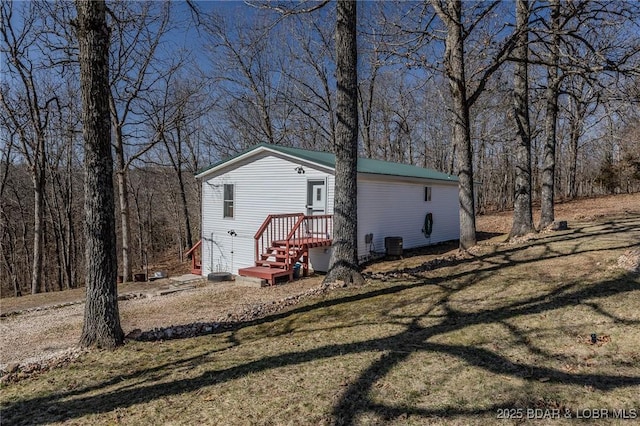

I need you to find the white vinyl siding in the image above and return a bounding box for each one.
[357,178,459,259]
[199,149,460,276]
[201,152,334,275]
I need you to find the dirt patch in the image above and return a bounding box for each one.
[0,276,324,371]
[0,278,195,316]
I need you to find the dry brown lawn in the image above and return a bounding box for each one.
[476,192,640,235]
[0,277,324,368]
[1,193,639,425]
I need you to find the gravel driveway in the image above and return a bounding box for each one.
[1,277,324,370]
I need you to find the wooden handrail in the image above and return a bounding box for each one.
[254,213,305,262]
[185,239,201,257]
[285,216,305,241]
[253,213,303,239]
[254,213,333,266]
[284,214,333,267]
[286,215,333,241]
[185,240,202,274]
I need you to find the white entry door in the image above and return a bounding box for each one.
[307,180,326,216]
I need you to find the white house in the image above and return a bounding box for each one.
[195,143,460,284]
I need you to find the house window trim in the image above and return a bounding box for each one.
[223,183,235,219]
[424,186,432,202]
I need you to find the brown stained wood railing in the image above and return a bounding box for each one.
[254,213,304,263]
[284,214,333,268]
[286,215,333,246]
[254,213,333,267]
[185,240,202,274]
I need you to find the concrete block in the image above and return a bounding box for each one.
[234,275,267,288]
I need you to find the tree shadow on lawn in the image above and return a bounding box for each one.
[110,215,640,346]
[3,218,639,425]
[126,225,636,346]
[3,272,638,425]
[223,215,640,342]
[360,215,640,282]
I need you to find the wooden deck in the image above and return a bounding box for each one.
[238,213,333,285]
[236,266,293,282]
[273,237,332,248]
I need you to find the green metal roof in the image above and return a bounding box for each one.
[196,143,458,183]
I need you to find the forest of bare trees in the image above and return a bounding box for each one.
[2,1,639,297]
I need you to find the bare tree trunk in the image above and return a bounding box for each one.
[47,143,75,290]
[176,128,193,251]
[358,67,377,158]
[51,219,63,291]
[1,144,22,295]
[568,120,580,199]
[113,124,132,282]
[1,224,21,297]
[565,77,591,200]
[31,163,45,294]
[510,0,535,238]
[477,137,487,213]
[132,185,145,267]
[324,0,363,286]
[75,0,124,349]
[177,166,193,250]
[65,140,76,288]
[539,0,560,229]
[12,268,21,297]
[2,241,21,297]
[435,0,477,249]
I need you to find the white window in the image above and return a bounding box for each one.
[223,184,234,218]
[424,186,432,202]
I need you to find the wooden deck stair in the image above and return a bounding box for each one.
[238,213,333,285]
